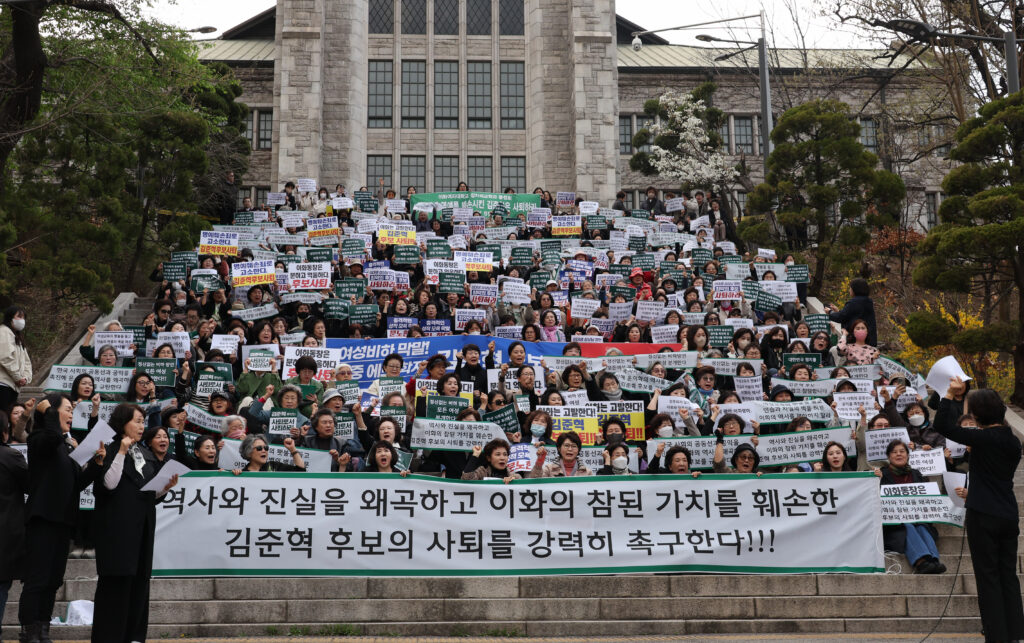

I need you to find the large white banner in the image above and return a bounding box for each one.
[153,472,884,576]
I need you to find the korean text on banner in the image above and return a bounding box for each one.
[153,472,884,576]
[199,230,239,256]
[231,260,275,287]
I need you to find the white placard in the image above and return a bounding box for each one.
[864,427,911,462]
[908,448,947,476]
[69,420,116,467]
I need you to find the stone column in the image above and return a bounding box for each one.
[322,0,369,189]
[524,0,572,194]
[271,0,325,188]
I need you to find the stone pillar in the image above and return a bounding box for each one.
[570,0,619,204]
[525,0,572,195]
[322,0,368,190]
[271,0,325,188]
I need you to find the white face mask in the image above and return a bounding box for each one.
[908,414,925,427]
[612,456,629,470]
[658,426,673,438]
[530,424,546,437]
[11,319,24,332]
[785,261,795,266]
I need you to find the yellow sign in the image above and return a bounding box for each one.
[379,228,417,246]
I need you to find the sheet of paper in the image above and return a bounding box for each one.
[69,420,115,467]
[942,471,967,508]
[141,459,191,492]
[925,356,971,398]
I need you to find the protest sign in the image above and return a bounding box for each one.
[539,405,600,444]
[551,215,582,236]
[93,331,135,358]
[712,280,744,301]
[282,346,342,381]
[865,427,911,461]
[231,260,275,287]
[199,230,239,256]
[288,262,331,290]
[410,418,506,451]
[880,494,964,528]
[832,392,875,421]
[454,308,487,331]
[470,283,498,306]
[570,297,601,320]
[267,409,302,436]
[135,357,177,388]
[908,448,947,476]
[483,403,520,435]
[155,331,191,358]
[154,473,884,576]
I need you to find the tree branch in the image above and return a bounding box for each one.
[53,0,159,65]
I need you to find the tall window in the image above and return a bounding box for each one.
[434,0,458,35]
[257,111,273,149]
[255,187,269,208]
[401,156,426,194]
[499,0,524,35]
[466,0,491,35]
[499,62,524,129]
[735,191,747,218]
[925,192,938,228]
[623,192,635,210]
[236,188,250,210]
[467,62,492,129]
[860,117,878,153]
[401,61,426,129]
[244,112,253,149]
[434,61,459,129]
[734,117,754,154]
[618,116,633,155]
[717,120,730,153]
[369,0,393,34]
[934,125,951,157]
[402,0,426,34]
[368,61,393,128]
[367,155,393,191]
[468,156,492,192]
[500,157,526,193]
[434,156,459,191]
[636,115,653,153]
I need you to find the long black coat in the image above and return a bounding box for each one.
[93,446,158,577]
[0,444,27,581]
[879,466,937,552]
[26,410,99,526]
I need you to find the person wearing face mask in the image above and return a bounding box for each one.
[0,306,31,414]
[91,403,180,643]
[596,442,634,475]
[836,319,879,365]
[885,396,945,452]
[826,278,876,346]
[531,431,593,477]
[759,327,788,374]
[878,439,946,574]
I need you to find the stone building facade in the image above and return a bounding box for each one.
[203,0,955,231]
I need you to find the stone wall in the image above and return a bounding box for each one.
[233,66,274,190]
[321,0,368,191]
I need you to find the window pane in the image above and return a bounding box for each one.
[500,156,526,194]
[860,117,878,152]
[368,61,393,128]
[367,155,392,191]
[499,61,524,129]
[619,116,633,155]
[926,192,938,227]
[401,61,426,128]
[434,0,458,35]
[400,155,426,194]
[434,61,459,129]
[244,112,253,149]
[734,117,754,154]
[735,191,747,217]
[434,156,459,191]
[369,0,393,34]
[467,156,492,192]
[717,121,730,151]
[636,115,653,153]
[258,111,273,149]
[402,0,426,34]
[499,0,523,35]
[466,0,491,35]
[255,187,269,208]
[467,61,491,129]
[236,187,250,210]
[623,192,634,210]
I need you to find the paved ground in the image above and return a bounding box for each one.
[3,635,982,643]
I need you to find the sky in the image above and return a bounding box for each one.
[145,0,870,49]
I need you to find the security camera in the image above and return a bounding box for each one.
[632,36,643,51]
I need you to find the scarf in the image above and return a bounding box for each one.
[887,463,913,477]
[129,444,146,477]
[604,388,623,401]
[541,325,560,342]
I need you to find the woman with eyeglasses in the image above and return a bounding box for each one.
[235,434,306,473]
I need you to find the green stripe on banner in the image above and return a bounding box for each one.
[154,564,884,577]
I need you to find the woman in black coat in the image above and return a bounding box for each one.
[91,403,179,643]
[19,394,104,643]
[0,411,27,623]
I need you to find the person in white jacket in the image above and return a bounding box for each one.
[0,306,31,413]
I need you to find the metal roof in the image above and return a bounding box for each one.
[617,44,929,71]
[198,39,275,63]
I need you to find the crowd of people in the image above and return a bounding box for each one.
[0,179,1021,643]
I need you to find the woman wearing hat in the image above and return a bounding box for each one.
[627,267,652,300]
[712,431,762,475]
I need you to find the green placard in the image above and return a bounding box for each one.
[631,254,655,271]
[124,325,147,351]
[379,405,407,433]
[785,264,810,283]
[233,211,254,225]
[324,299,350,320]
[333,412,356,440]
[608,264,631,278]
[483,403,520,434]
[349,304,379,326]
[196,361,234,384]
[393,244,421,264]
[298,384,318,401]
[333,380,361,404]
[610,285,635,301]
[719,254,744,264]
[585,215,607,230]
[426,238,451,259]
[135,357,177,387]
[190,274,224,293]
[754,290,782,312]
[268,408,302,436]
[440,207,453,223]
[691,247,713,266]
[426,395,469,421]
[477,243,501,262]
[805,314,829,335]
[171,251,199,269]
[334,279,365,300]
[741,280,761,300]
[783,353,822,370]
[628,236,647,252]
[162,262,188,282]
[276,254,302,266]
[661,270,686,285]
[342,238,365,258]
[529,271,551,290]
[630,209,652,219]
[306,247,333,263]
[510,246,534,265]
[438,272,466,294]
[708,325,734,348]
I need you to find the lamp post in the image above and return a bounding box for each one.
[874,18,1018,93]
[631,12,775,156]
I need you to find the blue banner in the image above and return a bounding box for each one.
[325,336,565,390]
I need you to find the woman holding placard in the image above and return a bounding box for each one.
[934,378,1024,641]
[878,439,946,574]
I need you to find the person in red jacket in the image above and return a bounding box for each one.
[628,267,652,301]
